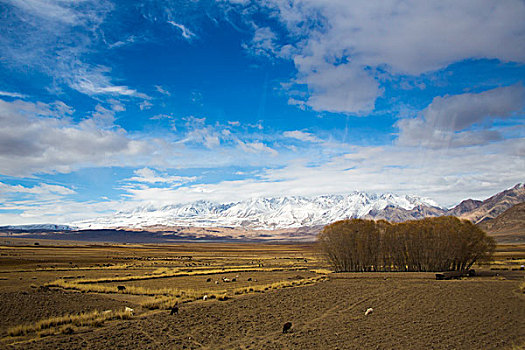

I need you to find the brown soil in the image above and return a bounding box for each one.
[7,274,525,350]
[0,288,126,337]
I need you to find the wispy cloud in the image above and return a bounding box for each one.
[283,130,322,143]
[0,0,149,99]
[0,91,27,99]
[126,168,197,185]
[0,182,75,196]
[155,85,171,96]
[168,21,196,40]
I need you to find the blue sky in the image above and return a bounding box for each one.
[0,0,524,225]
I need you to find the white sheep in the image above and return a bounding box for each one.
[364,308,373,316]
[203,295,208,301]
[125,306,134,315]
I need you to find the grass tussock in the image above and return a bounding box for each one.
[7,308,133,337]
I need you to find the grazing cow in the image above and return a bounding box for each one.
[232,278,237,282]
[365,308,373,316]
[170,306,179,315]
[247,277,252,281]
[206,278,212,282]
[282,322,292,334]
[117,285,126,292]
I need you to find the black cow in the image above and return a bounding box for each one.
[282,322,292,334]
[170,306,179,315]
[117,285,126,291]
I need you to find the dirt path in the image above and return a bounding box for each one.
[6,275,525,350]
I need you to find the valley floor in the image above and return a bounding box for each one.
[1,240,524,349]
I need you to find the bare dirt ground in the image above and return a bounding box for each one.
[4,274,524,350]
[1,239,524,349]
[0,288,124,337]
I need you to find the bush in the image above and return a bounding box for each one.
[318,217,495,272]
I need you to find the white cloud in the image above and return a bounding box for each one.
[180,127,222,149]
[0,98,152,176]
[0,198,123,225]
[397,84,525,148]
[168,21,196,40]
[127,168,197,185]
[296,63,382,114]
[243,26,278,57]
[237,141,279,156]
[238,0,525,113]
[283,130,321,143]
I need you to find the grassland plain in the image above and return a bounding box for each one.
[0,238,524,349]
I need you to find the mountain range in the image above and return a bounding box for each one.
[74,192,440,230]
[1,183,523,242]
[74,183,523,230]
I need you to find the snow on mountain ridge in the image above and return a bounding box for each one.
[75,192,440,230]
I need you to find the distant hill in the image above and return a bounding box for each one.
[450,183,525,224]
[478,202,525,243]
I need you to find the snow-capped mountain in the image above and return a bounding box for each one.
[75,192,441,230]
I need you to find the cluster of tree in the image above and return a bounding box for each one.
[317,216,495,272]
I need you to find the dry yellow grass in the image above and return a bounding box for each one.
[65,266,309,285]
[7,308,133,337]
[310,268,333,274]
[46,279,185,296]
[141,275,328,310]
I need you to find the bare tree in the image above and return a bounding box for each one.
[318,217,495,272]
